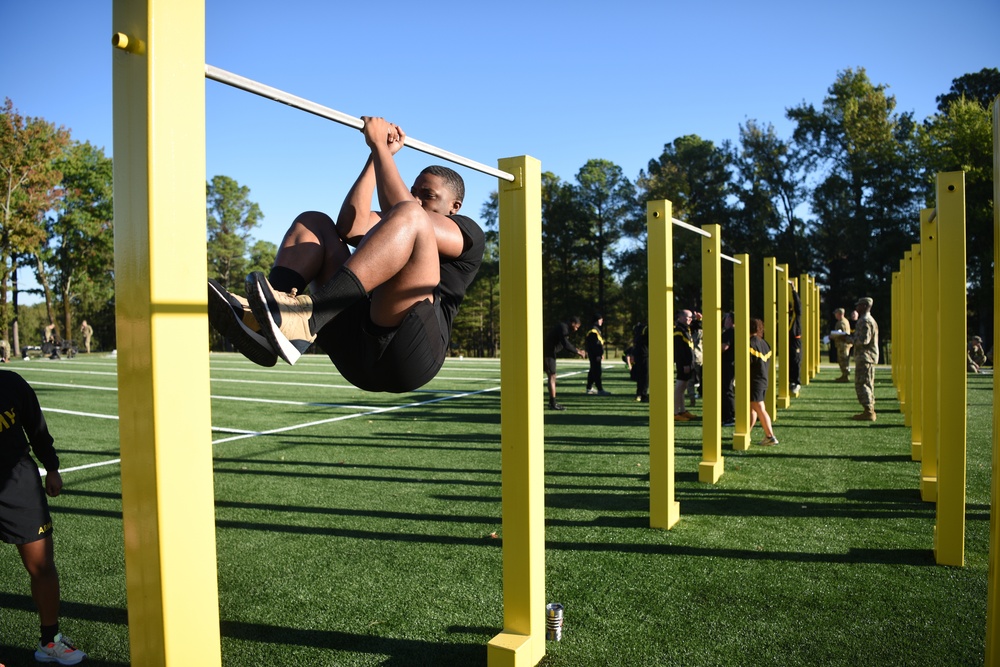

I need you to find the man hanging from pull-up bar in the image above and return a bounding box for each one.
[208,116,485,393]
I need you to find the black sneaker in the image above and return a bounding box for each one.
[548,402,566,411]
[208,279,278,367]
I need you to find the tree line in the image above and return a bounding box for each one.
[2,67,996,358]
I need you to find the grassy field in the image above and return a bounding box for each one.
[0,353,991,666]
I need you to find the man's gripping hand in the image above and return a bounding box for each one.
[361,116,405,156]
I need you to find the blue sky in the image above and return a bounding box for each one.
[2,1,998,301]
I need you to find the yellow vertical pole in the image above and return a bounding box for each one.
[803,276,820,379]
[647,201,681,528]
[920,209,939,499]
[897,257,908,415]
[733,254,751,451]
[910,244,923,461]
[934,171,967,568]
[763,258,777,423]
[891,272,899,389]
[699,225,723,483]
[798,274,810,386]
[489,156,545,667]
[985,94,1000,666]
[111,2,221,666]
[776,265,790,408]
[901,252,913,427]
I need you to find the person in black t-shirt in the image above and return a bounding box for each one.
[209,116,485,393]
[749,318,778,445]
[0,371,87,664]
[544,317,586,410]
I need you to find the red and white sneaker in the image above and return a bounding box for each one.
[34,633,86,665]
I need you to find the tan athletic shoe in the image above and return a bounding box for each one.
[851,409,877,421]
[207,279,277,367]
[246,271,317,365]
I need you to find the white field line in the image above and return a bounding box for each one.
[36,366,593,475]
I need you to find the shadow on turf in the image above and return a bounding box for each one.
[0,593,129,667]
[220,619,487,666]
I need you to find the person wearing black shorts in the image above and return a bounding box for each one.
[208,116,484,393]
[0,371,86,664]
[748,318,778,445]
[543,317,586,410]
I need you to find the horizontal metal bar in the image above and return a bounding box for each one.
[775,265,785,273]
[671,217,712,237]
[720,253,742,265]
[205,65,515,182]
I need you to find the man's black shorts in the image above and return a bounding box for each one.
[543,357,557,376]
[0,456,52,545]
[318,296,446,393]
[676,366,693,382]
[750,378,768,403]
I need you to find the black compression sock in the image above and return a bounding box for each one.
[308,265,368,333]
[267,266,307,294]
[41,623,58,645]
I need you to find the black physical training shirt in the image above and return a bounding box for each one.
[439,214,485,339]
[0,371,58,472]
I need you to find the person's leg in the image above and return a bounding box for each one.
[250,202,441,364]
[548,373,558,402]
[18,537,59,629]
[674,379,687,414]
[751,401,774,439]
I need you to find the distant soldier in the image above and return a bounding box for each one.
[831,308,852,382]
[43,324,56,345]
[851,297,879,421]
[80,320,94,354]
[584,313,611,396]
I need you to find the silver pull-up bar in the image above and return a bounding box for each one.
[204,64,516,183]
[671,217,712,237]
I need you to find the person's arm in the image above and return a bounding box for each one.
[363,116,412,211]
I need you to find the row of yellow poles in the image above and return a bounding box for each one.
[890,172,968,570]
[646,200,818,526]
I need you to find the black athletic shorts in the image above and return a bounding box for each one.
[0,456,52,545]
[318,296,447,393]
[676,366,693,382]
[750,378,768,403]
[543,357,557,376]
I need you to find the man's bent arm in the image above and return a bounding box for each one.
[337,156,380,246]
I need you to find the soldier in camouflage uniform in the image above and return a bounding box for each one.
[851,297,879,421]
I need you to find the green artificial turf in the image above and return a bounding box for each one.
[0,354,991,666]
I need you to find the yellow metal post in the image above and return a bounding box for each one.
[763,258,777,423]
[934,171,967,567]
[488,157,546,667]
[803,276,821,379]
[920,210,939,497]
[910,244,923,461]
[111,2,222,665]
[732,254,751,451]
[699,225,723,483]
[777,265,790,408]
[647,201,681,528]
[985,94,1000,666]
[798,274,809,387]
[889,271,901,386]
[902,252,913,427]
[897,257,908,416]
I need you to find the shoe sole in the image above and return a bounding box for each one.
[246,272,311,365]
[207,280,277,367]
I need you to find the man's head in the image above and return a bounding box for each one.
[856,297,873,314]
[568,315,581,331]
[412,165,465,216]
[592,313,603,326]
[833,308,845,319]
[676,309,693,326]
[723,312,734,329]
